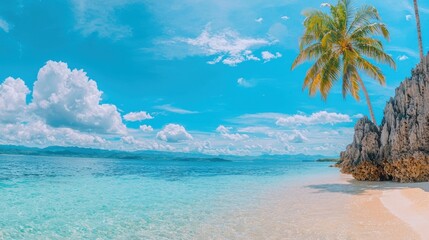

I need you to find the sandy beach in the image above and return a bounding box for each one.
[196,172,429,240]
[286,174,429,239]
[381,188,429,239]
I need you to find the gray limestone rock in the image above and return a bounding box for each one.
[339,53,429,182]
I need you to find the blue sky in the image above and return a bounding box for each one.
[0,0,428,156]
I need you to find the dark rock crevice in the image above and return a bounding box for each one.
[339,53,429,182]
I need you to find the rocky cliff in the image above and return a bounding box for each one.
[339,54,429,182]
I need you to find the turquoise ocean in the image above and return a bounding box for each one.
[0,154,334,239]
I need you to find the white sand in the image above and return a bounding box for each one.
[195,173,426,239]
[381,188,429,239]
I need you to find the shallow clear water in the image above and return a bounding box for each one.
[0,154,333,239]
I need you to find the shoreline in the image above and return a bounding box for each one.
[381,187,429,239]
[203,171,429,239]
[2,155,429,239]
[302,173,428,239]
[316,173,429,239]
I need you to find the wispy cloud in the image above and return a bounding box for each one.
[216,125,249,141]
[155,104,198,114]
[387,46,419,58]
[397,55,409,61]
[123,111,153,122]
[395,1,429,14]
[71,0,134,40]
[237,77,254,88]
[276,111,352,126]
[233,111,354,126]
[0,18,10,33]
[175,26,273,66]
[233,112,288,125]
[405,15,412,21]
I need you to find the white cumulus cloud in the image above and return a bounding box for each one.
[216,125,231,134]
[123,111,153,122]
[140,124,154,132]
[397,55,409,61]
[30,61,126,134]
[121,135,137,144]
[222,132,250,141]
[157,124,193,142]
[255,17,263,23]
[0,77,30,123]
[281,16,290,20]
[290,130,308,143]
[0,121,107,148]
[321,3,331,7]
[406,15,412,21]
[216,125,249,141]
[155,104,198,114]
[261,51,282,63]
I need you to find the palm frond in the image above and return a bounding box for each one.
[354,37,383,49]
[319,56,341,99]
[356,57,386,85]
[353,43,396,68]
[302,51,333,89]
[347,5,380,33]
[351,23,390,40]
[292,43,324,69]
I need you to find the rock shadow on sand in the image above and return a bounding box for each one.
[306,179,429,195]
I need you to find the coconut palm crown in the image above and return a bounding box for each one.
[292,0,396,124]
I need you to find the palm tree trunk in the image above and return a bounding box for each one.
[357,77,377,126]
[414,0,427,76]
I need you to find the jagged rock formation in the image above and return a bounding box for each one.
[339,54,429,182]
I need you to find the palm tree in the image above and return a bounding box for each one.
[292,0,396,125]
[413,0,427,76]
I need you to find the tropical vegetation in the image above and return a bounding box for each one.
[292,0,396,125]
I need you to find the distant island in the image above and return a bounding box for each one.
[316,158,340,163]
[0,144,334,162]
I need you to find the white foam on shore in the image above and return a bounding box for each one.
[381,189,429,239]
